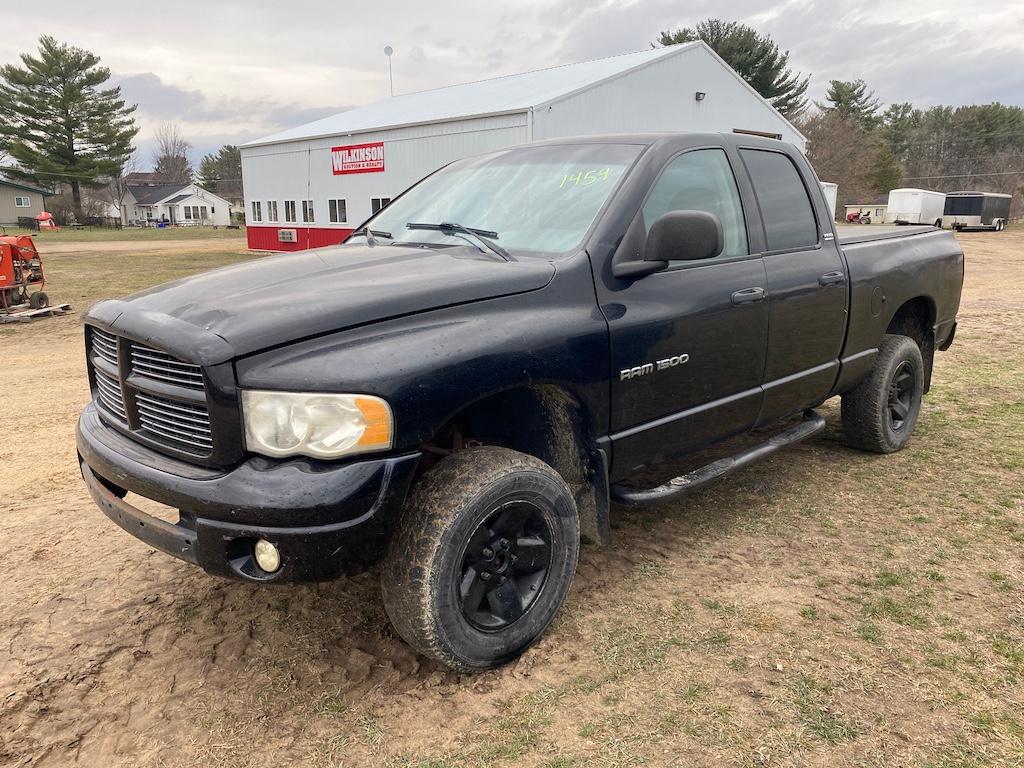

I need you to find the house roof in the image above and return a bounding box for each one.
[247,42,777,148]
[128,183,189,205]
[0,178,53,196]
[162,194,192,205]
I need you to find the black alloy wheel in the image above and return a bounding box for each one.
[841,333,925,454]
[458,500,553,631]
[381,446,580,671]
[886,361,915,431]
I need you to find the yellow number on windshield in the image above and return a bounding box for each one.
[560,167,612,188]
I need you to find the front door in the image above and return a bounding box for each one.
[737,148,849,426]
[597,146,769,479]
[168,206,177,225]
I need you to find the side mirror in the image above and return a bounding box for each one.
[612,210,724,280]
[646,210,724,263]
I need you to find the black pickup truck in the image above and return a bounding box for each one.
[77,133,963,671]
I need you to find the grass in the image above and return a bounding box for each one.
[4,229,1023,768]
[40,246,259,307]
[22,225,246,243]
[792,675,858,744]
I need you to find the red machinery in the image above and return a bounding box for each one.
[0,233,49,312]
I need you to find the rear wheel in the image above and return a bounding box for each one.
[29,291,48,309]
[841,334,924,453]
[381,446,579,671]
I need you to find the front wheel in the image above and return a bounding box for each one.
[381,446,580,671]
[841,334,924,453]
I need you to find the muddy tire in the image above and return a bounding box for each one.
[841,334,924,453]
[29,291,48,309]
[381,446,579,672]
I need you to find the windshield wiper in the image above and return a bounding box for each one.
[348,227,393,247]
[406,222,516,262]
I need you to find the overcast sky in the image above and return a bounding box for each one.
[3,0,1022,165]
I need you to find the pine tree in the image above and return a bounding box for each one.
[0,36,138,219]
[658,20,810,117]
[819,80,882,130]
[199,144,242,198]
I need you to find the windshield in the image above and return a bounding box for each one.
[352,143,642,255]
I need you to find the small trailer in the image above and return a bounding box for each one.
[886,188,946,226]
[820,182,838,221]
[942,191,1012,231]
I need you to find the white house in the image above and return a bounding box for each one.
[120,182,232,227]
[241,42,806,251]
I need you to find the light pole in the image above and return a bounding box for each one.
[384,45,394,96]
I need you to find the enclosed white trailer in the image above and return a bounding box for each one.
[820,182,838,221]
[885,188,946,226]
[241,42,806,251]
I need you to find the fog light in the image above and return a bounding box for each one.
[253,539,281,573]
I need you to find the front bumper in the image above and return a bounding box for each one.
[77,402,420,582]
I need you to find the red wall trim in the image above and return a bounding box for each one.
[246,225,354,252]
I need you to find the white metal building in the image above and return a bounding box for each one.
[241,42,806,251]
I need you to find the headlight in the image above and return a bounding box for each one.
[241,390,393,459]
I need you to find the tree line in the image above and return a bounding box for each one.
[0,36,241,223]
[661,20,1023,218]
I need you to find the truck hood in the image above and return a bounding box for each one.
[88,244,555,361]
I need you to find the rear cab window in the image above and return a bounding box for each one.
[740,149,819,251]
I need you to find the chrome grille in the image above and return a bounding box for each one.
[91,328,119,366]
[130,343,204,390]
[136,392,213,453]
[94,369,127,421]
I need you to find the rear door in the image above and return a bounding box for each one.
[597,144,769,479]
[738,148,849,426]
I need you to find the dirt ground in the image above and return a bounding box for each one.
[1,231,1021,767]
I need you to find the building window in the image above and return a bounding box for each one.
[328,199,347,223]
[200,206,208,220]
[284,200,296,223]
[302,200,315,223]
[211,206,215,214]
[267,201,278,222]
[14,196,31,208]
[251,201,262,222]
[371,197,392,215]
[184,206,192,220]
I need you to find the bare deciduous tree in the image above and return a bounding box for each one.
[798,110,901,218]
[153,122,192,182]
[107,152,139,219]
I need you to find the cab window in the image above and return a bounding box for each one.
[642,148,748,258]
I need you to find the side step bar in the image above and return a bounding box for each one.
[609,410,826,508]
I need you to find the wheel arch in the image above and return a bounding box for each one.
[420,384,611,546]
[886,295,936,392]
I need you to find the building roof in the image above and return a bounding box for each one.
[128,183,189,205]
[247,42,788,148]
[0,177,53,196]
[162,194,192,205]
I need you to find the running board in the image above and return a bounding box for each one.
[609,410,826,508]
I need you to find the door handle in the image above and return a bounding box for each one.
[731,287,765,305]
[819,270,846,286]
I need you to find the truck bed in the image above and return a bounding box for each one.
[836,225,937,246]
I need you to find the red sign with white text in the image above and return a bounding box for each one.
[331,141,385,175]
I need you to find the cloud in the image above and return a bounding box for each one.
[113,72,352,163]
[2,0,1021,167]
